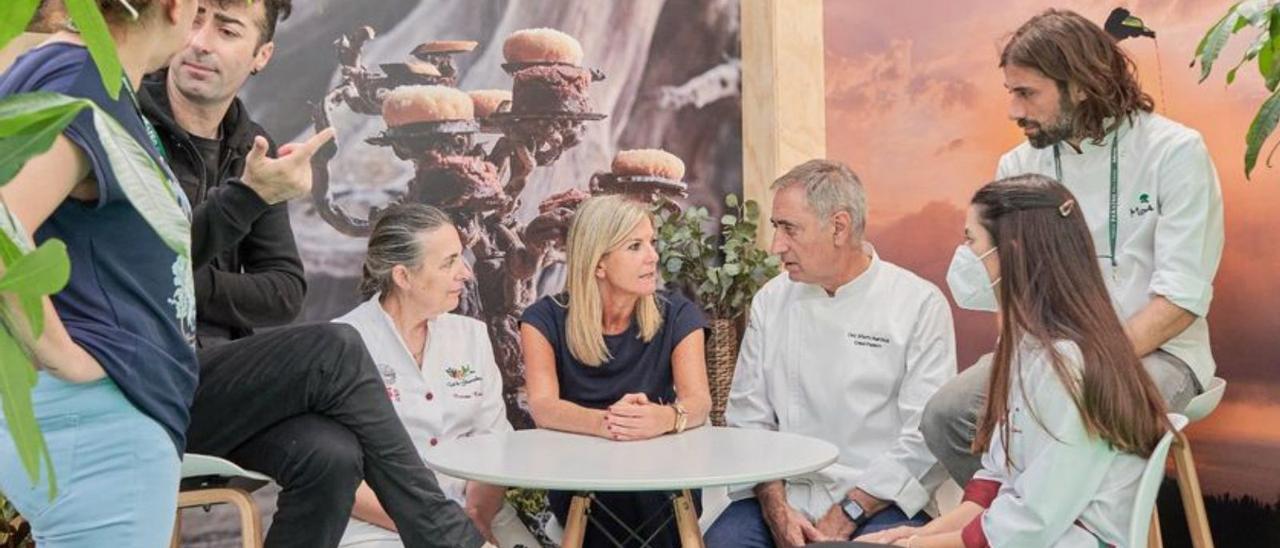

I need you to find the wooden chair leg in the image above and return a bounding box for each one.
[673,489,705,548]
[1173,432,1215,548]
[177,488,263,548]
[1148,508,1163,548]
[170,511,182,548]
[561,494,592,548]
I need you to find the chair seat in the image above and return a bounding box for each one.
[180,453,272,493]
[1183,377,1226,423]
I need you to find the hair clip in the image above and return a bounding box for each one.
[117,0,140,20]
[1058,199,1075,218]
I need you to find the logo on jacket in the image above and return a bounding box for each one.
[1129,192,1155,217]
[444,364,482,388]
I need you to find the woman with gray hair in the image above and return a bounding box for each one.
[334,203,537,548]
[520,194,712,547]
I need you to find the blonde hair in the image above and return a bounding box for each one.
[563,195,662,366]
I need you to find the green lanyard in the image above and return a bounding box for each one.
[1054,134,1119,268]
[121,78,168,159]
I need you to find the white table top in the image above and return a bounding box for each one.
[422,427,839,492]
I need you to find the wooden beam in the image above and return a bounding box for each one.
[740,0,827,245]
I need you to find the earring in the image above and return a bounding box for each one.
[251,68,260,76]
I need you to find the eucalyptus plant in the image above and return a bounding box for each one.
[1194,0,1280,178]
[654,194,780,321]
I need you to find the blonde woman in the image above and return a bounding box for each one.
[520,194,712,547]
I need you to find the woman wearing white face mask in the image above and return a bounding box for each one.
[334,204,538,548]
[859,174,1169,547]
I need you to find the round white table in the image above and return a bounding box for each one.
[423,427,838,547]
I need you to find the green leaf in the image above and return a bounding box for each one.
[666,257,684,274]
[0,110,87,187]
[0,240,70,295]
[1196,4,1239,58]
[90,104,191,257]
[0,326,54,497]
[65,0,124,101]
[722,263,741,276]
[0,0,41,55]
[1245,88,1280,178]
[724,193,739,208]
[1264,9,1280,91]
[721,214,737,226]
[1194,6,1241,82]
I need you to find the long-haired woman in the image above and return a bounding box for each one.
[860,174,1168,547]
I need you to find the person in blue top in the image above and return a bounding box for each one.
[0,0,199,545]
[520,194,713,547]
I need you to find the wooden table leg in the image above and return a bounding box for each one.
[1149,508,1163,548]
[561,494,592,548]
[673,489,704,548]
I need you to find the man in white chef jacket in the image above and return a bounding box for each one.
[920,8,1225,486]
[705,159,957,548]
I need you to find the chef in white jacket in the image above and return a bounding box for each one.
[860,174,1170,548]
[335,204,538,548]
[704,159,956,547]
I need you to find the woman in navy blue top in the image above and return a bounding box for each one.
[521,194,712,547]
[0,1,199,545]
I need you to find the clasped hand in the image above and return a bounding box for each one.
[603,392,674,441]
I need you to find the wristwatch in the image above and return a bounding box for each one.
[670,402,689,433]
[840,496,871,528]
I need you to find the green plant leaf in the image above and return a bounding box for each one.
[90,105,191,257]
[1265,8,1280,91]
[65,0,124,101]
[666,257,684,274]
[1245,88,1280,178]
[0,240,70,295]
[0,0,41,56]
[0,326,54,497]
[1195,6,1241,82]
[721,214,737,226]
[725,193,739,208]
[0,110,87,187]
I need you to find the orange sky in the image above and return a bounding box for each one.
[825,0,1280,498]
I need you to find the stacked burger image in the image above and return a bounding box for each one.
[308,26,694,432]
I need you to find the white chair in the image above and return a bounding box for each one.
[170,453,272,548]
[1128,414,1189,548]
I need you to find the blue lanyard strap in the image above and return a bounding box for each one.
[1053,133,1119,268]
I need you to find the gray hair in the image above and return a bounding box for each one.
[770,159,867,238]
[359,203,453,300]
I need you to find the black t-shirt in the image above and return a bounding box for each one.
[520,290,707,409]
[188,132,222,199]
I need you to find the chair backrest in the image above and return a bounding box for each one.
[1183,377,1226,423]
[1127,413,1189,546]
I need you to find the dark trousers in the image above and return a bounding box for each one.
[187,323,483,548]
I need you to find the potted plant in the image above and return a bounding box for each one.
[654,194,780,425]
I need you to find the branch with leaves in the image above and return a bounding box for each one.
[1193,0,1280,178]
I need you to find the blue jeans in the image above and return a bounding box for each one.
[705,498,930,548]
[0,372,180,547]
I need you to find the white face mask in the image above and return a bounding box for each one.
[946,244,1000,312]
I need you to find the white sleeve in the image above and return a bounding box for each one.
[724,295,777,431]
[850,290,957,516]
[474,323,514,435]
[995,149,1020,180]
[981,348,1119,547]
[1150,132,1224,317]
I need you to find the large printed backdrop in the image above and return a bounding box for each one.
[824,0,1280,530]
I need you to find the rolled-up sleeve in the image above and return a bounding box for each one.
[851,290,957,516]
[1150,132,1223,317]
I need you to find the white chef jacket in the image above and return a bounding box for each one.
[996,111,1223,388]
[725,245,956,519]
[334,295,513,546]
[968,339,1147,547]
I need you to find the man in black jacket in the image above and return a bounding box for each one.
[138,1,486,547]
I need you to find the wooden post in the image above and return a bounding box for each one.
[740,0,827,246]
[177,488,263,548]
[673,489,705,547]
[1149,509,1163,548]
[561,494,593,548]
